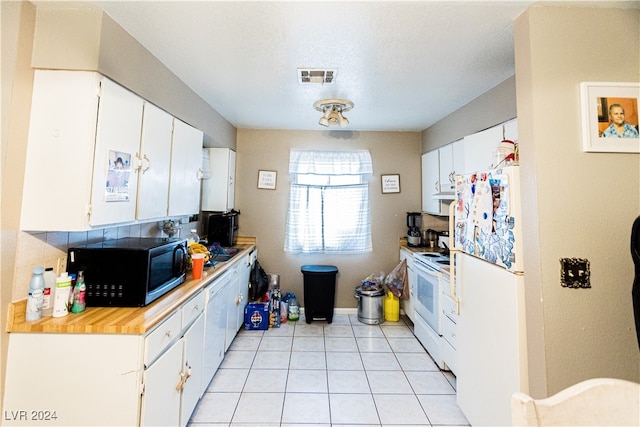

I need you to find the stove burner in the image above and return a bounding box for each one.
[437,260,450,264]
[421,253,439,257]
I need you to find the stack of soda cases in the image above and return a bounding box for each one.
[268,273,281,328]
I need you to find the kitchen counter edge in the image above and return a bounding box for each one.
[6,240,256,335]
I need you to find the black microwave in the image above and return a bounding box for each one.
[67,237,188,307]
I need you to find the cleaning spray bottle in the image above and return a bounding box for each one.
[71,270,86,314]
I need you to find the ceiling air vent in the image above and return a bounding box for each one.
[298,68,337,84]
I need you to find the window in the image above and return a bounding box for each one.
[285,150,373,254]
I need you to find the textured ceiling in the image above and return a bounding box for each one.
[59,1,600,131]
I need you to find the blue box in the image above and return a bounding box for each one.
[244,302,269,330]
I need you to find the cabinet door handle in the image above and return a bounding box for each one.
[133,152,142,172]
[176,371,185,392]
[175,365,192,391]
[142,154,150,173]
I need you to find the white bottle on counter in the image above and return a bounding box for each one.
[42,267,57,317]
[25,267,45,321]
[52,272,72,318]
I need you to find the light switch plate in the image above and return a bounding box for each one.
[57,255,68,276]
[560,257,591,288]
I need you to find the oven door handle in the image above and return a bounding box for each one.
[449,200,460,315]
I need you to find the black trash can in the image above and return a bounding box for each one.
[301,265,338,324]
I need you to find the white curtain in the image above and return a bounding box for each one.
[285,150,373,254]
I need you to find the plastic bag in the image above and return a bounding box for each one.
[362,271,385,291]
[249,260,269,301]
[385,259,408,299]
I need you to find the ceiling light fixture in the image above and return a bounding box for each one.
[313,99,354,128]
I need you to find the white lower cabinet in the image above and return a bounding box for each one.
[224,266,240,351]
[200,255,251,395]
[2,250,256,426]
[179,315,205,426]
[441,288,458,375]
[201,271,233,394]
[140,313,205,427]
[2,291,205,427]
[233,252,252,333]
[2,334,143,426]
[140,291,205,427]
[141,333,183,426]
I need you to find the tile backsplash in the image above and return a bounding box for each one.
[11,219,199,301]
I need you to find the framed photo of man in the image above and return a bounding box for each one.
[580,82,640,153]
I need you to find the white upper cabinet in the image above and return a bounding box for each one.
[463,118,517,173]
[136,102,173,220]
[21,70,144,231]
[421,118,517,217]
[438,144,454,192]
[168,119,204,217]
[21,70,204,231]
[201,148,236,212]
[421,150,442,215]
[437,140,464,193]
[452,139,465,178]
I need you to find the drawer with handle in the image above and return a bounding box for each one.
[182,291,205,328]
[144,310,181,367]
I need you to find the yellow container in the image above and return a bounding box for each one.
[384,291,400,322]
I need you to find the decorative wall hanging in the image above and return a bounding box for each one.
[257,170,277,190]
[580,82,639,153]
[381,174,401,193]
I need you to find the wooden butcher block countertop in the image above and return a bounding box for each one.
[6,239,256,335]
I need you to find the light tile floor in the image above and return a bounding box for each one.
[188,314,470,426]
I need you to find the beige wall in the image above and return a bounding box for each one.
[421,75,517,152]
[514,5,640,396]
[31,5,236,149]
[235,129,422,308]
[1,0,37,409]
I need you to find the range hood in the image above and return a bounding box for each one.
[432,191,456,200]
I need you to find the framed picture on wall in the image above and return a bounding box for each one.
[257,170,277,189]
[580,82,640,153]
[381,174,401,193]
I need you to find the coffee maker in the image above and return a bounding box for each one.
[202,210,239,247]
[407,212,422,247]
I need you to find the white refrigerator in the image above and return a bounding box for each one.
[450,165,529,426]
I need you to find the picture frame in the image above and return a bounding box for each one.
[580,82,640,153]
[257,170,277,190]
[381,174,401,193]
